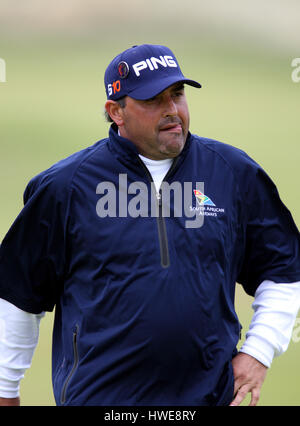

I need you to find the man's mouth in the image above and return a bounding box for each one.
[159,122,182,133]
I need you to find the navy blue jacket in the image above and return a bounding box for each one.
[0,125,299,406]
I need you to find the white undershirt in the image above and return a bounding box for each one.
[0,156,299,398]
[138,154,173,194]
[239,280,300,367]
[0,300,44,398]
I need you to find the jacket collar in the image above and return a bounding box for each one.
[108,124,140,162]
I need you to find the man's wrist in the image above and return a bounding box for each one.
[0,396,20,406]
[239,334,275,368]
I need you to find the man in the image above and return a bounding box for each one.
[0,44,300,407]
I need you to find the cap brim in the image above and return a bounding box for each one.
[127,76,201,100]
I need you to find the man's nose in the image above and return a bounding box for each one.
[162,96,178,116]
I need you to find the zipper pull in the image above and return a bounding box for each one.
[156,191,162,206]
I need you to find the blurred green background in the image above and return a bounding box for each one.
[0,0,299,406]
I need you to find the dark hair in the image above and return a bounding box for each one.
[104,96,127,123]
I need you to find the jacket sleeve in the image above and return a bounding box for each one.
[0,171,70,313]
[236,158,300,296]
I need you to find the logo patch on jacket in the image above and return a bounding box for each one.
[191,189,225,218]
[193,189,216,206]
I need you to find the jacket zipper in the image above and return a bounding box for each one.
[156,189,169,268]
[137,157,179,268]
[60,325,79,405]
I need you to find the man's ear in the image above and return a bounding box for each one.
[105,100,124,126]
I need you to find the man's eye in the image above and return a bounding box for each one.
[170,89,184,99]
[174,89,184,96]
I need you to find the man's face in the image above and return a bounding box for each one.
[117,83,190,160]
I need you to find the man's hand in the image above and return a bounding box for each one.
[0,397,20,406]
[230,352,268,406]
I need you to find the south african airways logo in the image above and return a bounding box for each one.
[191,189,225,217]
[193,189,216,206]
